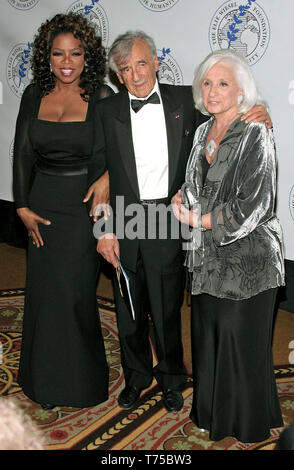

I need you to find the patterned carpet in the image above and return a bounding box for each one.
[0,288,293,451]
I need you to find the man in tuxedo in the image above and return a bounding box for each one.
[93,30,270,412]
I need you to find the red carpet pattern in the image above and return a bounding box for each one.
[0,289,293,451]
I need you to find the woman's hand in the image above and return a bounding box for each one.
[83,171,110,222]
[201,213,212,230]
[171,190,182,221]
[172,190,182,221]
[17,207,51,248]
[172,190,199,227]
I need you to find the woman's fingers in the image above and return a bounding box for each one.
[29,215,51,248]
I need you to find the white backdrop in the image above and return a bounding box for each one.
[0,0,293,259]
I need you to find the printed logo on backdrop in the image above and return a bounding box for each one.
[289,185,294,222]
[139,0,180,12]
[66,0,109,46]
[157,48,183,85]
[7,0,39,10]
[6,42,33,98]
[209,0,270,66]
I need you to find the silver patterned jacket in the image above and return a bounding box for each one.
[182,117,285,300]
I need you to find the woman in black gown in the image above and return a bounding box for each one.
[13,13,113,409]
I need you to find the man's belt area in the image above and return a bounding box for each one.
[140,197,170,206]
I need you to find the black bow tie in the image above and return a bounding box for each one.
[131,92,160,113]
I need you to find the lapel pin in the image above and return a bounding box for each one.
[175,114,180,119]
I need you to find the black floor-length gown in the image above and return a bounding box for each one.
[190,290,283,443]
[17,114,109,408]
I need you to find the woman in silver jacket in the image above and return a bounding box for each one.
[172,49,284,443]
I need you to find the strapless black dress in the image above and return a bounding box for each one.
[18,119,109,407]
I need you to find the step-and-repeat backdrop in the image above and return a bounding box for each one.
[1,0,293,259]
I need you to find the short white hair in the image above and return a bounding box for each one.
[0,398,45,450]
[193,49,266,115]
[108,30,157,73]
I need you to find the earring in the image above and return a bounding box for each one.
[49,63,52,73]
[237,94,244,105]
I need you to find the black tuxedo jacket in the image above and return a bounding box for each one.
[95,83,207,271]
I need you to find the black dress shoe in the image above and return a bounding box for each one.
[40,403,56,410]
[162,390,184,412]
[118,386,142,410]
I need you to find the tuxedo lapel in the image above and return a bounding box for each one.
[160,85,184,195]
[114,91,140,199]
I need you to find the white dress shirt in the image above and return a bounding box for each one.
[129,81,169,199]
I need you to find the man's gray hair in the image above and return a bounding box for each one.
[108,30,157,73]
[193,49,266,115]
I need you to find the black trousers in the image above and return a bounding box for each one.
[113,237,187,391]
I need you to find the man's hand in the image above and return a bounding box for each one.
[17,207,51,248]
[97,233,120,268]
[83,171,110,221]
[241,104,272,128]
